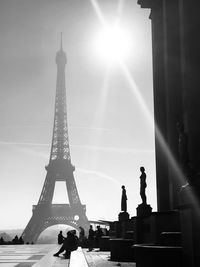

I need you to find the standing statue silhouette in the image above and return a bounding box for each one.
[177,122,189,170]
[121,185,127,212]
[140,167,147,205]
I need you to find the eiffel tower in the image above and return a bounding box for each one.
[22,35,89,243]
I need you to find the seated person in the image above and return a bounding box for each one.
[53,230,79,259]
[57,230,64,245]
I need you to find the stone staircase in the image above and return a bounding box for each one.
[107,210,184,266]
[132,211,183,267]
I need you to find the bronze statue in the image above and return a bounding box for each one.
[121,185,127,212]
[177,122,189,170]
[140,167,147,204]
[176,122,194,184]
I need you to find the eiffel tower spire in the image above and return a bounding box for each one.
[60,32,63,50]
[22,36,89,243]
[50,33,69,162]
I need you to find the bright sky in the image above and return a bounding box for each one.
[0,0,156,230]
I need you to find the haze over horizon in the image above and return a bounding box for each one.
[0,0,156,230]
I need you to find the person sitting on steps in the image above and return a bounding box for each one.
[53,230,79,259]
[57,230,64,245]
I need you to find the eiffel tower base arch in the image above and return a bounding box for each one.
[22,203,89,244]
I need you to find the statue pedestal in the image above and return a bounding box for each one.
[179,183,200,267]
[118,211,130,221]
[136,203,152,217]
[110,212,134,262]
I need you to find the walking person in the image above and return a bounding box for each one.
[88,225,95,251]
[79,226,85,247]
[95,225,104,248]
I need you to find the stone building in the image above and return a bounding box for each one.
[137,1,200,266]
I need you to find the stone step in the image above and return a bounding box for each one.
[110,238,135,261]
[133,244,182,267]
[69,247,88,267]
[159,231,182,246]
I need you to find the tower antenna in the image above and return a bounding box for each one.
[60,32,63,50]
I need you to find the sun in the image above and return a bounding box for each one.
[94,25,131,64]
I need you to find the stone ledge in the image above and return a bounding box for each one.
[110,238,135,262]
[133,244,183,267]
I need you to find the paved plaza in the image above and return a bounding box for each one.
[0,245,136,267]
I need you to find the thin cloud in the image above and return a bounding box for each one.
[0,141,49,147]
[72,144,154,154]
[70,126,111,132]
[0,140,154,155]
[0,125,111,132]
[0,141,49,159]
[75,167,120,185]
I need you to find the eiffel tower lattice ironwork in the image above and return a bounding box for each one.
[22,35,89,243]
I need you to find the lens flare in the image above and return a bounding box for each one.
[90,0,200,212]
[95,25,131,63]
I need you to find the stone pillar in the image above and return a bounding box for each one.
[151,0,171,211]
[178,2,200,266]
[180,0,200,174]
[138,0,183,211]
[179,185,200,267]
[162,0,183,205]
[138,0,170,211]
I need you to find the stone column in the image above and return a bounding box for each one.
[138,0,183,210]
[180,0,200,174]
[162,0,183,206]
[178,1,200,266]
[151,1,172,211]
[138,0,169,211]
[179,186,200,267]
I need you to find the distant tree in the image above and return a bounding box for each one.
[0,232,11,242]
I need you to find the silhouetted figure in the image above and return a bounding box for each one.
[12,235,19,244]
[105,228,109,236]
[102,227,109,236]
[177,122,189,170]
[121,185,127,212]
[18,236,24,244]
[140,167,147,204]
[177,122,194,184]
[88,225,95,251]
[79,227,85,247]
[95,226,104,248]
[58,231,64,245]
[53,230,79,259]
[0,237,4,245]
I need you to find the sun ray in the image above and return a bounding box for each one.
[115,0,126,26]
[90,0,107,27]
[80,68,111,170]
[89,0,199,211]
[120,62,199,209]
[92,68,111,126]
